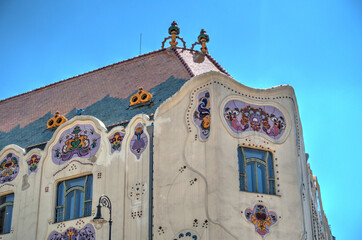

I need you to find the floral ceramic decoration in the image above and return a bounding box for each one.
[193,90,210,141]
[26,154,41,175]
[47,224,95,240]
[224,100,286,139]
[52,124,101,165]
[109,132,125,153]
[0,153,19,183]
[245,204,278,238]
[130,123,148,159]
[173,230,199,240]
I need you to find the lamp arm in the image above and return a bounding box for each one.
[99,195,112,220]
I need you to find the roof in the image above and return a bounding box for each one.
[0,48,227,150]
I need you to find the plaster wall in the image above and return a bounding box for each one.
[153,72,307,240]
[0,114,152,240]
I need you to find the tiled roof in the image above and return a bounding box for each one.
[0,48,227,150]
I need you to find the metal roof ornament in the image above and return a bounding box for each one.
[191,29,210,54]
[161,21,186,49]
[129,87,152,107]
[47,111,67,129]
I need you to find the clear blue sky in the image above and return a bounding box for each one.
[0,0,361,238]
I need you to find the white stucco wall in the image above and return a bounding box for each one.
[153,72,309,240]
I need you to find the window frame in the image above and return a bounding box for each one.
[238,147,276,195]
[55,174,93,223]
[0,193,14,235]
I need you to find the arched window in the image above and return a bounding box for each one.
[55,175,93,222]
[238,147,275,195]
[0,193,14,234]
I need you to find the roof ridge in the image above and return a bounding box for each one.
[0,48,168,104]
[172,48,194,78]
[205,53,230,76]
[174,47,230,77]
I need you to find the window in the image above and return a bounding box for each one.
[56,175,93,222]
[238,147,275,195]
[0,193,14,234]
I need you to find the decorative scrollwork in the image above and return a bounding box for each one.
[99,195,112,210]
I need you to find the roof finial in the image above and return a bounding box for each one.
[161,21,186,49]
[191,29,210,54]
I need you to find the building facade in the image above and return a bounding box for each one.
[0,23,333,239]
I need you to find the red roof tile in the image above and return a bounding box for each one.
[0,48,226,132]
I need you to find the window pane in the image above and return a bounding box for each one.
[4,205,13,234]
[244,148,266,161]
[5,194,14,203]
[56,208,64,222]
[57,182,64,206]
[65,177,85,189]
[56,175,93,222]
[269,180,275,195]
[0,207,5,234]
[239,175,245,191]
[84,201,92,217]
[65,191,75,221]
[238,148,244,174]
[74,190,84,219]
[85,175,93,200]
[247,163,256,192]
[257,163,266,193]
[0,196,6,205]
[268,153,274,178]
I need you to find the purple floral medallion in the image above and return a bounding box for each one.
[26,154,41,175]
[109,132,125,154]
[224,100,286,139]
[193,90,210,141]
[47,223,95,240]
[130,123,148,159]
[0,153,19,183]
[245,204,278,238]
[52,124,101,165]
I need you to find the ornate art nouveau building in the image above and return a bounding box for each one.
[0,23,333,239]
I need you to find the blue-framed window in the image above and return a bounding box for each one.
[238,147,275,195]
[0,193,14,234]
[55,175,93,222]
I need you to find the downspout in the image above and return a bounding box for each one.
[146,123,154,240]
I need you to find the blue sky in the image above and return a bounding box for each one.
[0,0,361,238]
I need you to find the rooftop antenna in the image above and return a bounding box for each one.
[139,33,142,55]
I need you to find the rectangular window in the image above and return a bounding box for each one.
[56,175,93,222]
[0,193,14,234]
[238,147,276,195]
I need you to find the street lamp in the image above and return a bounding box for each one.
[91,195,112,240]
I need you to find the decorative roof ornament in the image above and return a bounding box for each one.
[129,87,152,107]
[191,29,210,54]
[47,111,67,129]
[161,21,186,49]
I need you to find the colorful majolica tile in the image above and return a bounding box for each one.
[26,154,41,175]
[130,123,148,159]
[193,90,210,141]
[224,100,286,139]
[245,204,278,238]
[47,223,95,240]
[52,124,101,165]
[0,153,19,183]
[109,132,125,153]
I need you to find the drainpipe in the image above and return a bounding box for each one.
[146,124,154,240]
